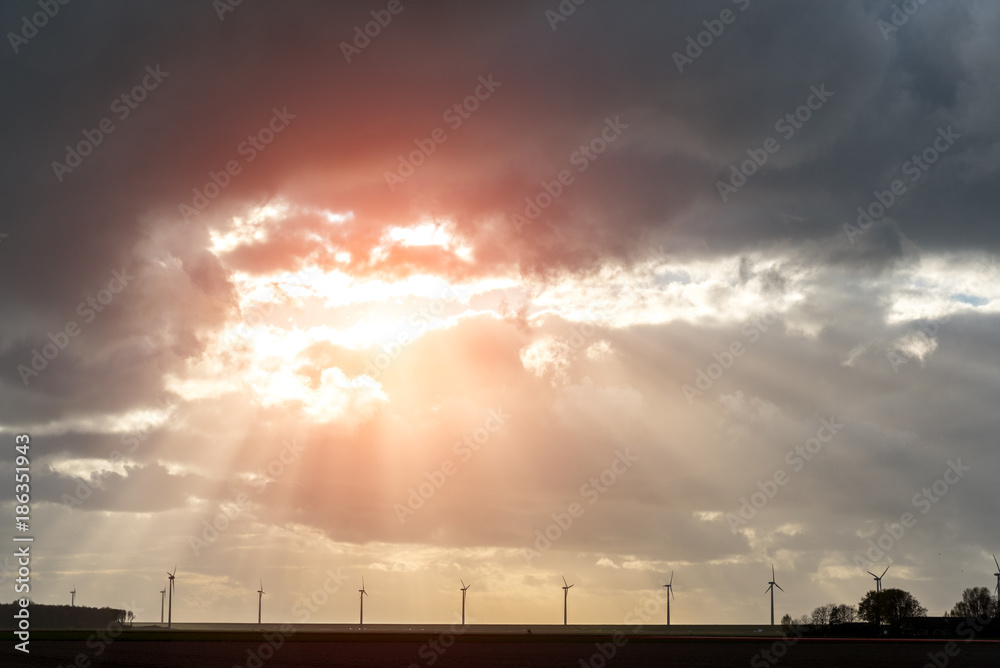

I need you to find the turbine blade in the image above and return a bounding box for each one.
[881,565,890,577]
[994,554,999,570]
[775,583,784,592]
[669,570,674,586]
[562,576,568,587]
[866,571,877,578]
[771,564,775,579]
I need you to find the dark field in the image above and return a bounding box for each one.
[4,628,1000,668]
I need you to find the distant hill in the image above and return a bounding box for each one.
[1,602,128,629]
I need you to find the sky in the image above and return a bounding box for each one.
[1,0,999,626]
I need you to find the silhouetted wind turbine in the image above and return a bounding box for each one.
[992,554,999,620]
[662,571,675,625]
[70,586,76,607]
[167,567,176,629]
[359,578,368,625]
[160,588,165,624]
[866,565,889,593]
[765,564,783,625]
[460,580,471,625]
[561,576,574,626]
[257,579,265,625]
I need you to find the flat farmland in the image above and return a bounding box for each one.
[3,630,999,668]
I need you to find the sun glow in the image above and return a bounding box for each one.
[185,207,518,412]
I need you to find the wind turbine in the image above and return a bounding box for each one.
[866,565,890,593]
[257,580,265,625]
[992,554,1000,620]
[359,578,368,625]
[166,567,176,629]
[765,564,783,625]
[160,588,166,624]
[460,580,471,625]
[662,571,675,625]
[561,576,574,626]
[70,586,76,607]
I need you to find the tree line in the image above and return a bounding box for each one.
[0,602,131,629]
[782,586,998,629]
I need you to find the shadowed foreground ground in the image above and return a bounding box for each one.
[3,629,1000,668]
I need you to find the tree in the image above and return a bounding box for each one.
[830,603,857,624]
[811,604,831,625]
[780,613,794,633]
[810,603,858,626]
[946,587,997,620]
[858,588,928,626]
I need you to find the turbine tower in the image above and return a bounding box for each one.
[866,565,890,593]
[561,576,574,626]
[765,564,783,625]
[460,580,471,625]
[70,587,76,607]
[166,566,176,629]
[993,554,1000,621]
[662,571,675,625]
[359,578,368,625]
[257,579,266,625]
[160,588,166,624]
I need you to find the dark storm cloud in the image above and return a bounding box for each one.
[2,0,995,327]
